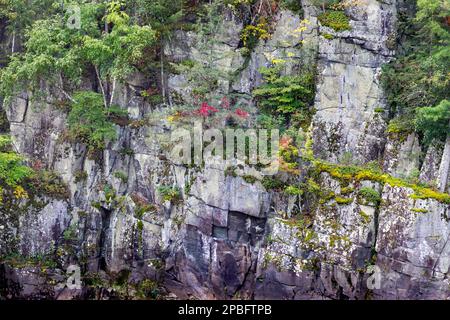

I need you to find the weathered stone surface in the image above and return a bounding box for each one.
[374,184,450,299]
[312,0,397,163]
[383,133,421,178]
[1,0,449,301]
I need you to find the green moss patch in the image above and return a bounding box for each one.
[318,10,351,32]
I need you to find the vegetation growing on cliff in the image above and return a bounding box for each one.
[317,10,350,32]
[0,135,32,192]
[382,0,449,144]
[67,91,127,151]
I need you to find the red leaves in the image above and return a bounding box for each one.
[235,108,249,118]
[195,102,219,117]
[189,97,249,120]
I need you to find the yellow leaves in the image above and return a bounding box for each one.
[293,19,311,34]
[271,58,286,65]
[241,23,271,47]
[14,186,28,200]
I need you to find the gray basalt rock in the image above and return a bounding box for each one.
[1,0,449,301]
[312,0,397,163]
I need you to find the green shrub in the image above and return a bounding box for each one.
[285,185,303,196]
[318,10,350,32]
[136,279,159,299]
[335,196,353,205]
[113,171,128,183]
[381,0,449,143]
[0,136,33,190]
[386,115,414,140]
[415,100,450,145]
[242,175,258,184]
[262,176,287,191]
[253,63,315,119]
[358,187,381,205]
[68,92,127,151]
[74,170,88,183]
[157,185,182,203]
[280,0,303,14]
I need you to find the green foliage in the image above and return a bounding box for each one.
[136,279,159,299]
[0,135,33,190]
[132,0,187,33]
[27,170,69,199]
[113,170,128,183]
[358,187,381,205]
[415,99,450,144]
[74,170,88,183]
[317,10,350,32]
[285,185,303,196]
[253,61,315,127]
[335,196,353,205]
[256,114,286,129]
[262,176,287,191]
[381,0,449,142]
[0,252,57,269]
[63,224,78,242]
[0,0,56,38]
[242,175,258,184]
[67,91,126,151]
[279,0,303,14]
[241,23,271,51]
[386,115,414,141]
[0,1,156,106]
[157,185,182,203]
[314,159,450,204]
[411,207,428,213]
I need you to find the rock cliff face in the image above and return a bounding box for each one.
[0,0,449,300]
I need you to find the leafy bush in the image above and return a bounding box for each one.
[241,23,271,51]
[415,100,450,145]
[67,91,127,151]
[285,185,303,196]
[358,187,381,205]
[0,1,156,106]
[113,171,128,183]
[0,135,33,191]
[157,185,182,203]
[318,10,350,32]
[136,279,159,299]
[386,115,415,141]
[253,61,315,128]
[262,176,287,191]
[280,0,303,14]
[381,0,449,143]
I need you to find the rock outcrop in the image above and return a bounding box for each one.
[0,0,449,300]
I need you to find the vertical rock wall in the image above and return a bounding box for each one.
[1,0,449,300]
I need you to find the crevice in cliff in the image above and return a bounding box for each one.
[98,208,112,272]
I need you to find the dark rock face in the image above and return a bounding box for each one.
[0,0,449,300]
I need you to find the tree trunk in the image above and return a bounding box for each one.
[109,77,116,106]
[11,31,15,53]
[95,65,108,109]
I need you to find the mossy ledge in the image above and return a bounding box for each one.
[313,160,450,204]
